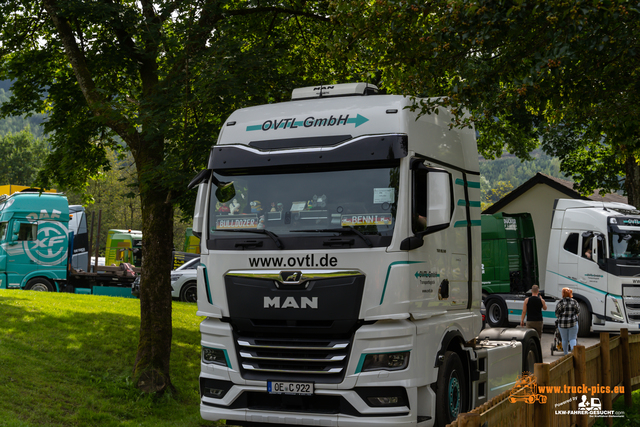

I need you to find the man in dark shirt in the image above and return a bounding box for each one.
[520,285,547,338]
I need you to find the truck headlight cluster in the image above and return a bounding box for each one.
[607,295,624,322]
[202,347,229,367]
[361,351,410,372]
[170,274,180,283]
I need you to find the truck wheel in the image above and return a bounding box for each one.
[577,301,591,337]
[180,282,197,303]
[25,278,53,292]
[521,335,541,374]
[485,297,507,328]
[435,351,467,427]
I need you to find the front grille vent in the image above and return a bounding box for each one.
[623,296,640,323]
[235,334,351,383]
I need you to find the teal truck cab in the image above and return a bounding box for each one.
[0,192,137,297]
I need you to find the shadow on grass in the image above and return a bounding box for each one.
[0,291,211,427]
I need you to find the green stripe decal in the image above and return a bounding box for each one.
[510,309,557,319]
[457,199,481,207]
[454,178,480,188]
[454,220,481,227]
[246,125,262,131]
[546,271,622,298]
[381,261,423,304]
[224,349,232,369]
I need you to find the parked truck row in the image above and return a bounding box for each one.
[0,190,204,300]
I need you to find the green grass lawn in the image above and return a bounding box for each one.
[594,389,640,427]
[0,289,222,427]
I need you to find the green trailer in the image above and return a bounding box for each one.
[481,212,539,296]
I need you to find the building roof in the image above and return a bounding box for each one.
[483,173,628,214]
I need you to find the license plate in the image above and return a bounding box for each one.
[267,381,314,395]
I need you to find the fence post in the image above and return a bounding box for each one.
[621,328,632,407]
[573,345,588,427]
[458,412,480,427]
[534,362,552,426]
[600,332,613,427]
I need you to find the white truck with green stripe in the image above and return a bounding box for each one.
[489,199,640,337]
[190,83,540,427]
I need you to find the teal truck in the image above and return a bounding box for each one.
[0,191,138,297]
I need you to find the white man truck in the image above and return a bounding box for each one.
[189,83,541,427]
[484,199,640,337]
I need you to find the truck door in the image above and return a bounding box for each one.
[0,222,7,288]
[578,232,607,295]
[5,220,38,287]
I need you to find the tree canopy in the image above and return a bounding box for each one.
[0,0,345,393]
[339,0,640,204]
[0,129,48,185]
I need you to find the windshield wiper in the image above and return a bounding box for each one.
[291,227,373,247]
[215,229,283,249]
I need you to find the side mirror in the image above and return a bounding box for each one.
[401,160,453,250]
[10,222,20,242]
[426,171,452,228]
[193,181,208,235]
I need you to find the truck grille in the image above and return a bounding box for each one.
[623,296,640,322]
[235,333,351,383]
[224,270,366,382]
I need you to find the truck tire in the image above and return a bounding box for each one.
[435,351,467,427]
[485,297,508,328]
[521,335,541,374]
[577,300,591,337]
[180,281,197,303]
[25,277,54,292]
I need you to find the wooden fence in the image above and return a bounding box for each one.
[449,329,640,427]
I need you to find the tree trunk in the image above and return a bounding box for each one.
[625,154,640,208]
[133,165,175,393]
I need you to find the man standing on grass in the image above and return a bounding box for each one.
[520,285,547,338]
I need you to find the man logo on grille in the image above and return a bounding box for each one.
[280,271,303,283]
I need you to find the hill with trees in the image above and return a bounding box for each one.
[480,150,570,209]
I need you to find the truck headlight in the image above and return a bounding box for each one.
[202,347,229,367]
[361,351,410,372]
[170,274,180,282]
[607,295,624,322]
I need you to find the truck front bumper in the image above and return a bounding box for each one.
[200,378,427,427]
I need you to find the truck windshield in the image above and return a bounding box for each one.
[208,163,400,250]
[609,231,640,259]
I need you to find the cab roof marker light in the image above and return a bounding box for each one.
[291,83,379,100]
